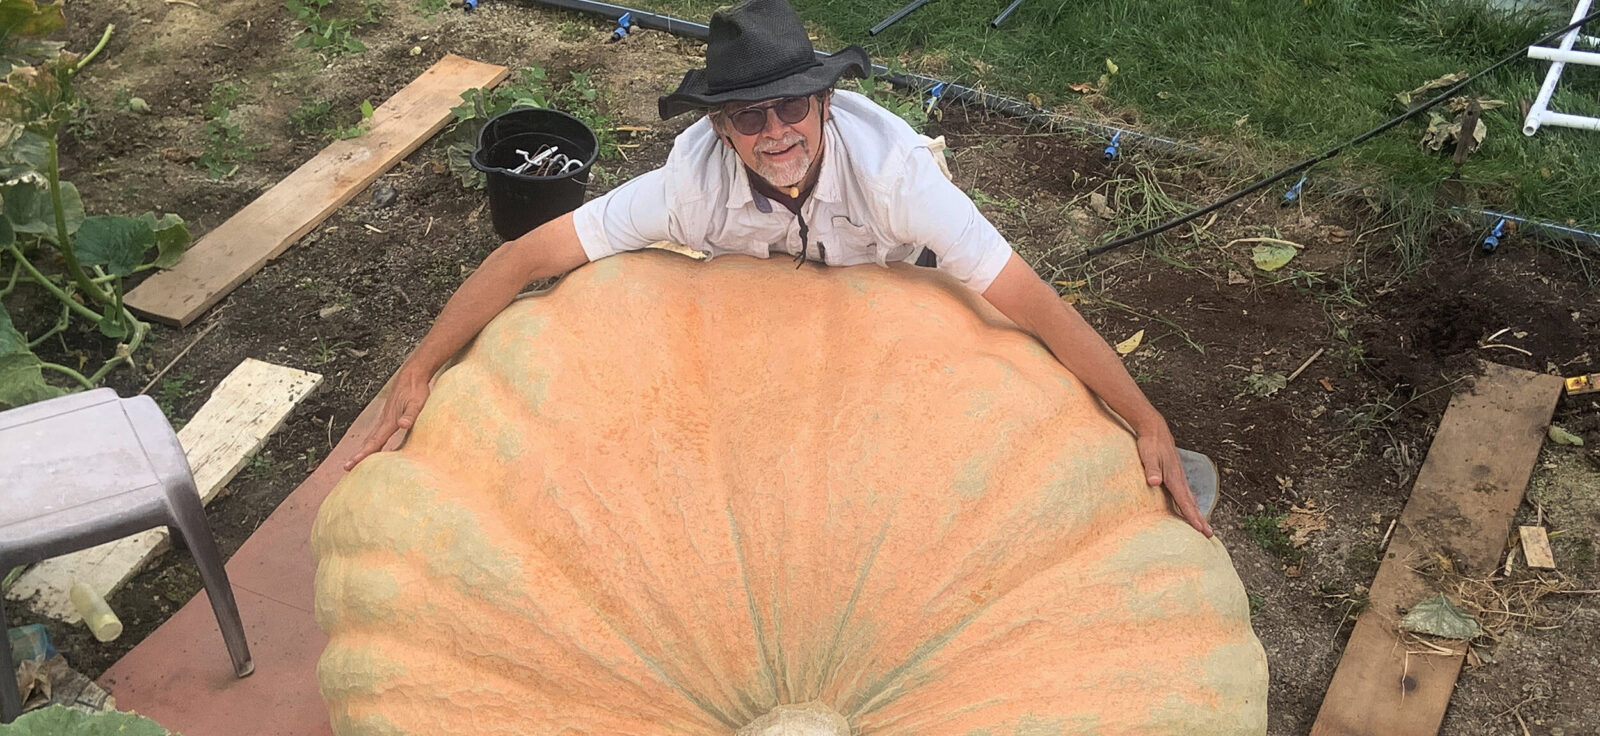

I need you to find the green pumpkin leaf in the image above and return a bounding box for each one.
[137,212,190,269]
[0,303,65,410]
[0,703,174,735]
[75,215,155,277]
[1,180,50,233]
[57,180,82,235]
[97,306,128,339]
[0,0,68,41]
[1399,594,1483,640]
[0,124,46,179]
[0,179,81,240]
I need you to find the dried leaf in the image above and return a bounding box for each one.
[1318,376,1335,392]
[1280,510,1327,548]
[1227,270,1248,285]
[1025,92,1043,108]
[1067,82,1097,94]
[1251,243,1297,271]
[1244,372,1287,397]
[1548,425,1584,446]
[1395,71,1468,107]
[1115,329,1144,355]
[1157,91,1172,100]
[1400,594,1483,640]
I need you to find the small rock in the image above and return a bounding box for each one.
[1088,192,1115,219]
[318,304,345,320]
[370,183,398,209]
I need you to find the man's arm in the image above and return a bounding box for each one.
[345,213,590,469]
[980,253,1214,537]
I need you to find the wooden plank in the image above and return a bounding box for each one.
[1310,363,1563,736]
[125,54,509,326]
[5,359,322,623]
[1519,526,1557,569]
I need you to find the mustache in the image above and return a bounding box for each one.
[755,135,805,154]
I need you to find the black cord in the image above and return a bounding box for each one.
[1083,8,1600,258]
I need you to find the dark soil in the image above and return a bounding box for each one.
[4,1,1596,734]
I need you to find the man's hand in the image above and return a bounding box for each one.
[980,254,1214,537]
[344,369,431,471]
[1133,419,1214,537]
[339,213,590,473]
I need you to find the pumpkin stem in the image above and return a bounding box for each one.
[734,702,851,736]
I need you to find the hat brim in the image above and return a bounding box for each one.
[658,45,871,120]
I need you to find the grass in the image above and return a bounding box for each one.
[1242,505,1298,560]
[198,81,263,179]
[284,0,379,55]
[291,98,374,140]
[154,370,196,424]
[629,0,1600,231]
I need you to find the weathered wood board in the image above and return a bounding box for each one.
[1309,363,1563,736]
[125,54,508,326]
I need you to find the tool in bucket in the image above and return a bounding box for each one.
[510,144,587,178]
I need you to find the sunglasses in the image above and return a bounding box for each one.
[726,96,813,136]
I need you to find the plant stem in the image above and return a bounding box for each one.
[8,244,102,323]
[87,317,147,385]
[0,254,19,297]
[85,277,148,385]
[1,565,24,594]
[75,24,116,73]
[38,361,94,390]
[26,302,70,348]
[45,137,110,305]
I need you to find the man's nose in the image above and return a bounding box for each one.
[759,108,790,137]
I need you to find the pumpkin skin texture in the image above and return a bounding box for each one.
[313,251,1268,736]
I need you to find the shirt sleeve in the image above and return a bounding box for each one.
[571,168,681,262]
[888,147,1014,293]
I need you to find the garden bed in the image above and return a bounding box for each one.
[5,1,1597,733]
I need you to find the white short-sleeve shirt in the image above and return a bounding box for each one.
[572,90,1014,292]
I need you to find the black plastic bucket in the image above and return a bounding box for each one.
[471,107,598,241]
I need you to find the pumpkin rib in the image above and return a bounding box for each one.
[317,253,1268,736]
[321,455,746,731]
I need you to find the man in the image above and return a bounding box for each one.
[347,0,1212,537]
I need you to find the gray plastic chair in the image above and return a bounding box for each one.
[1,388,252,723]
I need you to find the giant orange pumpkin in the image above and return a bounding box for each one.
[313,251,1268,735]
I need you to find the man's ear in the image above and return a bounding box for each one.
[710,115,735,148]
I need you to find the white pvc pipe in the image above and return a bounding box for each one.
[1534,110,1600,131]
[1527,46,1600,64]
[1524,0,1595,136]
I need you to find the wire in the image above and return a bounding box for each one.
[1083,8,1600,258]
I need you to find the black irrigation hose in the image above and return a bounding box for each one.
[525,0,1600,251]
[525,0,1204,157]
[1084,7,1600,257]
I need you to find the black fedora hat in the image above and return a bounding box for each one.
[658,0,870,120]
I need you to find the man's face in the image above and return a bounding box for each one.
[715,93,828,189]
